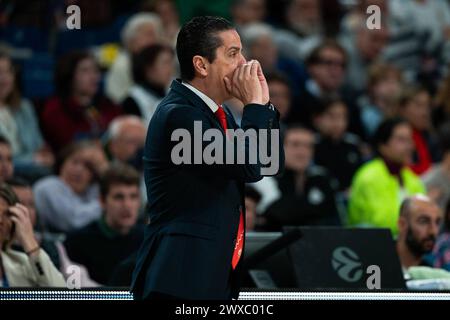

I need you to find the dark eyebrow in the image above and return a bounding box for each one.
[227,47,241,52]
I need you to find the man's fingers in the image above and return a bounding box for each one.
[15,203,30,219]
[238,63,246,82]
[15,203,28,212]
[224,76,232,93]
[8,205,28,221]
[250,60,258,78]
[254,60,265,78]
[9,215,19,225]
[244,61,254,78]
[7,207,23,221]
[232,66,239,89]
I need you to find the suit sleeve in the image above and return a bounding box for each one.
[165,103,284,183]
[28,249,66,287]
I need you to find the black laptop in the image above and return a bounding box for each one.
[242,231,298,289]
[283,226,406,290]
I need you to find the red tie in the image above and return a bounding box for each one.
[214,105,228,133]
[214,106,244,270]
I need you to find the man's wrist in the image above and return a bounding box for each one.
[22,237,39,253]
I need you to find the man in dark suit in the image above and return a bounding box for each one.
[131,16,284,300]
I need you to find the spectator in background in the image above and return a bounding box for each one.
[253,125,340,230]
[141,0,180,46]
[274,0,325,61]
[390,0,450,66]
[0,51,54,181]
[398,86,440,175]
[287,40,348,127]
[0,137,13,183]
[8,178,37,228]
[283,0,323,40]
[357,63,404,139]
[340,20,389,96]
[312,99,363,192]
[6,177,100,287]
[430,199,450,271]
[0,183,65,287]
[266,72,292,126]
[33,142,108,233]
[240,23,305,95]
[122,44,175,124]
[432,71,450,129]
[64,164,144,285]
[7,177,61,270]
[396,195,441,270]
[244,185,262,232]
[348,118,425,235]
[423,123,450,210]
[104,115,147,206]
[104,116,146,170]
[41,51,121,153]
[231,0,267,27]
[105,13,163,103]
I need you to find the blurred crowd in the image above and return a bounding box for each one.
[1,0,450,288]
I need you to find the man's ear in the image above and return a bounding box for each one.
[398,215,407,235]
[192,55,208,78]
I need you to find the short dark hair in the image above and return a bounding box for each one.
[0,136,11,147]
[283,123,314,143]
[132,44,174,85]
[306,39,347,68]
[55,51,96,97]
[312,98,347,117]
[372,117,408,151]
[0,182,18,249]
[398,86,429,109]
[99,163,140,199]
[54,140,95,175]
[0,183,18,206]
[176,16,234,81]
[285,123,313,134]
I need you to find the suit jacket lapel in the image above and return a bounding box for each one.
[169,79,231,133]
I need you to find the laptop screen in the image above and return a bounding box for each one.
[283,227,406,290]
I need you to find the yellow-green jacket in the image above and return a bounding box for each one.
[348,158,425,235]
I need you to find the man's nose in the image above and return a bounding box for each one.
[238,54,247,66]
[431,223,440,236]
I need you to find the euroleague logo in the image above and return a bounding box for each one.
[331,247,363,282]
[331,247,381,289]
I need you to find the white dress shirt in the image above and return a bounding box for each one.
[182,81,219,113]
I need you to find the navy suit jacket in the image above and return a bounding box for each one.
[131,79,284,300]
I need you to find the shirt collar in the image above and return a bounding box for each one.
[182,81,219,113]
[98,215,120,239]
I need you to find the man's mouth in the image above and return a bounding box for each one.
[423,239,435,248]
